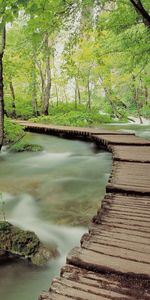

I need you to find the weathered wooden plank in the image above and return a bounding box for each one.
[107,162,150,195]
[82,234,150,253]
[81,240,150,264]
[39,292,71,300]
[112,146,150,163]
[90,224,150,240]
[89,231,150,245]
[40,265,150,300]
[103,194,150,207]
[92,134,150,146]
[67,246,150,277]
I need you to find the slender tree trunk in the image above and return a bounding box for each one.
[99,76,122,118]
[144,86,148,105]
[9,79,16,118]
[63,89,68,104]
[130,0,150,30]
[74,81,78,109]
[32,76,38,117]
[0,24,6,151]
[36,59,45,107]
[43,33,51,115]
[87,78,91,110]
[132,75,143,124]
[32,51,39,117]
[104,86,121,118]
[55,84,59,106]
[76,80,81,105]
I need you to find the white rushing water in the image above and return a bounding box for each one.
[8,193,86,254]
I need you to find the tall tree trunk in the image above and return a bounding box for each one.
[104,86,121,118]
[43,33,51,115]
[32,75,38,117]
[76,80,81,105]
[63,89,68,103]
[9,78,16,118]
[99,76,122,119]
[130,0,150,30]
[132,75,143,124]
[0,24,6,151]
[144,85,148,105]
[87,78,91,110]
[74,81,78,109]
[55,84,59,106]
[36,59,45,108]
[32,51,39,117]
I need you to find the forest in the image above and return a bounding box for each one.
[0,0,150,151]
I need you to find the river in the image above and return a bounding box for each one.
[0,132,112,300]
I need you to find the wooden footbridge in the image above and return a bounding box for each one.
[16,121,150,300]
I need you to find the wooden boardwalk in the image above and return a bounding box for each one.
[15,121,150,300]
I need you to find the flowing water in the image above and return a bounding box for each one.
[0,133,112,300]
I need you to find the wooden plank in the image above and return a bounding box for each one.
[92,134,150,146]
[107,162,150,195]
[112,146,150,163]
[67,246,150,277]
[39,265,150,300]
[90,222,150,239]
[89,230,150,245]
[82,234,150,253]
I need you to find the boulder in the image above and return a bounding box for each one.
[0,221,59,266]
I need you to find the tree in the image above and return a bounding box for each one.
[130,0,150,30]
[0,22,6,150]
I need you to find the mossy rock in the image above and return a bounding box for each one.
[12,230,40,256]
[10,142,43,152]
[0,221,11,232]
[0,221,58,266]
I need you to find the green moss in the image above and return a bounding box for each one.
[12,230,40,256]
[0,221,11,232]
[0,221,58,266]
[10,142,43,152]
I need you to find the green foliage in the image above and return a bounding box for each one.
[4,118,24,143]
[4,118,43,151]
[10,141,43,152]
[2,0,150,128]
[140,104,150,118]
[30,104,112,127]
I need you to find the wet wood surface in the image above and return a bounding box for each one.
[15,121,150,300]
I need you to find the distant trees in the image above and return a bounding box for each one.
[0,0,149,150]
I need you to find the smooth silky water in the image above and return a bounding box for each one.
[0,133,112,300]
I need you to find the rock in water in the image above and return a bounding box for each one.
[0,221,58,266]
